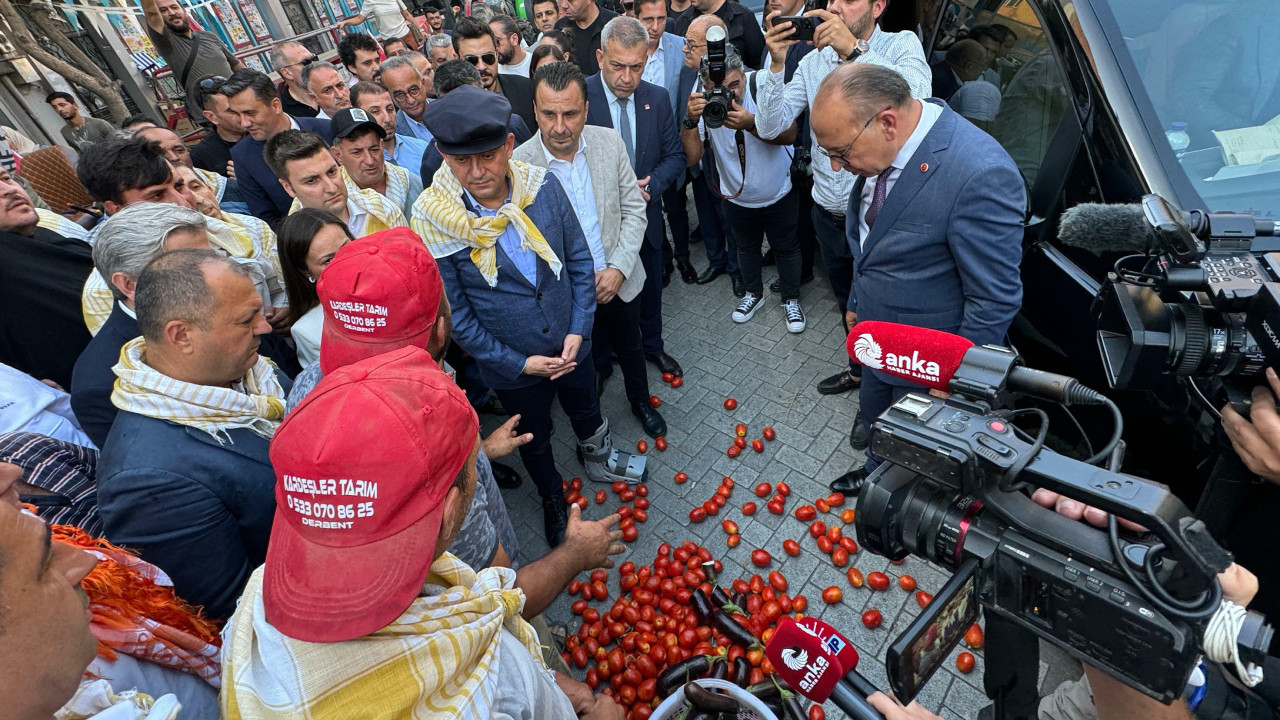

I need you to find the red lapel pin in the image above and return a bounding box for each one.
[920,162,929,172]
[644,104,650,110]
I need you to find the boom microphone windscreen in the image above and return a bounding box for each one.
[1057,203,1152,255]
[846,321,974,391]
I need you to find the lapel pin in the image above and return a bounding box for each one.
[644,104,650,110]
[920,162,929,172]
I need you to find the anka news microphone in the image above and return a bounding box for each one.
[765,616,886,720]
[845,321,1107,405]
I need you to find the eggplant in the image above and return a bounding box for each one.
[746,679,785,701]
[731,656,750,687]
[733,591,748,609]
[658,654,712,697]
[685,680,739,713]
[710,659,730,680]
[711,586,733,608]
[711,609,759,649]
[781,695,808,720]
[691,588,715,625]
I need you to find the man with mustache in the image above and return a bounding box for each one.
[329,107,424,219]
[351,81,430,176]
[140,0,243,119]
[454,17,537,131]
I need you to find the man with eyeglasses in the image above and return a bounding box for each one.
[190,76,247,179]
[351,81,431,176]
[271,41,321,118]
[140,0,243,120]
[381,55,436,143]
[454,17,537,131]
[810,63,1022,495]
[302,61,353,120]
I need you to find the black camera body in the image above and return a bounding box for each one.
[702,27,733,129]
[1094,194,1280,413]
[853,344,1272,703]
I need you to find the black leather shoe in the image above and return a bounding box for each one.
[762,248,776,266]
[646,352,683,377]
[676,259,698,284]
[543,496,568,547]
[596,368,612,396]
[817,370,861,395]
[632,401,668,437]
[491,462,522,489]
[850,413,869,451]
[662,264,672,288]
[731,275,746,298]
[696,267,725,285]
[829,468,869,495]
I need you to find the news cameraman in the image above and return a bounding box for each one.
[679,44,807,332]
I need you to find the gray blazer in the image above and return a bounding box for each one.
[513,125,649,303]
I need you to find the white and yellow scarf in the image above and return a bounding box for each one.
[221,554,544,720]
[111,337,285,440]
[196,167,228,203]
[37,208,89,241]
[411,160,561,287]
[288,185,408,238]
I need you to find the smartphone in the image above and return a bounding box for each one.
[777,14,817,41]
[885,558,981,704]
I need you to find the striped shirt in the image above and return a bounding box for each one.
[754,25,932,214]
[0,431,101,535]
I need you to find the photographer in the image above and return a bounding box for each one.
[679,44,806,332]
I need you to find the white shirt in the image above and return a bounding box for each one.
[345,196,371,237]
[291,304,324,366]
[358,0,410,39]
[490,629,577,720]
[642,44,666,87]
[697,81,792,208]
[0,363,95,449]
[316,109,331,121]
[949,79,1002,122]
[857,99,943,247]
[605,90,638,161]
[500,51,532,77]
[542,135,606,272]
[754,25,932,214]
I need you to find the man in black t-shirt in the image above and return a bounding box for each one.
[555,0,618,75]
[672,0,765,70]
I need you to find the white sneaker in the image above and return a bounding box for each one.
[732,293,761,323]
[783,299,806,333]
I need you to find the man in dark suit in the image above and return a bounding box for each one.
[219,69,334,227]
[812,63,1024,494]
[587,15,686,378]
[453,17,537,131]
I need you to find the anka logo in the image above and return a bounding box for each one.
[854,332,942,383]
[781,648,808,671]
[852,333,883,369]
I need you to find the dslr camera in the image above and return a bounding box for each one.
[1093,194,1280,414]
[852,343,1274,705]
[701,25,733,129]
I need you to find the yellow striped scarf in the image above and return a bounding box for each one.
[111,337,285,440]
[222,554,545,720]
[411,160,561,287]
[288,185,408,238]
[37,208,88,241]
[335,163,417,218]
[197,168,228,203]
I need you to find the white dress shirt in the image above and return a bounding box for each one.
[857,99,943,247]
[643,44,666,87]
[542,135,606,272]
[754,25,931,214]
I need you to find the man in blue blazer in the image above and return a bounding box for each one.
[586,16,687,377]
[219,70,334,227]
[811,64,1024,494]
[412,86,645,546]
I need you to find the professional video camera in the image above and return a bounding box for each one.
[1079,194,1280,413]
[701,25,733,129]
[845,321,1274,706]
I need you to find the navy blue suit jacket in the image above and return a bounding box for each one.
[846,102,1024,387]
[70,303,138,448]
[435,173,597,390]
[96,370,290,620]
[230,116,333,227]
[585,75,684,249]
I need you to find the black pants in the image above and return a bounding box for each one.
[592,294,649,405]
[794,173,816,278]
[493,350,603,501]
[637,238,665,357]
[812,203,859,373]
[662,178,691,263]
[692,173,739,276]
[722,186,802,300]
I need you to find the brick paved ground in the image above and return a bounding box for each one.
[481,237,1067,719]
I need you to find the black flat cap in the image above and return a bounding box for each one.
[423,85,512,155]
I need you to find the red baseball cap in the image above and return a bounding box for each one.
[317,226,445,375]
[264,345,479,643]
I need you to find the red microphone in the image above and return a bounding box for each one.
[766,617,885,720]
[846,321,974,391]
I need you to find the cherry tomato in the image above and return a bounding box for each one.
[751,549,772,567]
[649,395,662,408]
[611,480,627,494]
[867,571,890,591]
[795,505,817,521]
[899,575,917,591]
[915,590,933,608]
[572,647,588,668]
[595,489,607,504]
[727,445,741,458]
[662,372,674,383]
[755,482,772,497]
[570,477,583,492]
[767,500,784,515]
[749,438,762,453]
[689,507,707,523]
[965,623,984,649]
[637,484,649,497]
[622,525,638,541]
[727,533,741,548]
[822,586,843,603]
[674,472,688,484]
[769,571,788,592]
[847,568,864,588]
[763,426,776,441]
[776,482,791,496]
[702,500,718,515]
[655,436,667,451]
[634,509,648,523]
[832,547,849,567]
[816,536,834,554]
[724,397,738,410]
[716,484,733,498]
[590,569,608,583]
[840,509,856,524]
[957,652,976,673]
[783,539,801,556]
[742,501,757,515]
[861,608,883,628]
[721,519,739,534]
[721,476,734,487]
[733,436,747,450]
[637,440,648,453]
[808,704,826,720]
[840,537,858,553]
[671,377,683,388]
[808,520,826,537]
[572,599,588,614]
[584,608,601,624]
[815,498,830,513]
[827,492,846,506]
[635,496,650,510]
[735,423,748,437]
[620,489,636,502]
[826,525,842,542]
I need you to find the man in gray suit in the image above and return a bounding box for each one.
[514,62,667,438]
[813,63,1024,495]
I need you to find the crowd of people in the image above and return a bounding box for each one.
[0,0,1240,717]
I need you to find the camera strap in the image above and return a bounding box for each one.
[704,128,747,201]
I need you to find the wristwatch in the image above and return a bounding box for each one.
[681,116,699,130]
[843,39,870,62]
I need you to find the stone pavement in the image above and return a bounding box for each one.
[480,240,1060,719]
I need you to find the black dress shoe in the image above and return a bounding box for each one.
[829,468,869,494]
[491,461,522,489]
[595,368,612,396]
[696,267,725,284]
[817,370,861,395]
[850,412,869,451]
[676,259,698,284]
[543,496,568,547]
[632,401,668,437]
[731,275,746,298]
[646,352,683,377]
[662,265,672,288]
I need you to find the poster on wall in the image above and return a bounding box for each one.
[103,1,155,56]
[210,0,253,47]
[236,0,272,41]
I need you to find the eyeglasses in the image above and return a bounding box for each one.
[197,75,227,92]
[682,42,705,53]
[391,85,425,103]
[283,54,320,69]
[817,105,891,166]
[464,52,498,66]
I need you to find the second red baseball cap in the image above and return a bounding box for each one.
[317,226,444,375]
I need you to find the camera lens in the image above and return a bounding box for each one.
[703,95,729,129]
[856,464,984,569]
[1166,304,1265,378]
